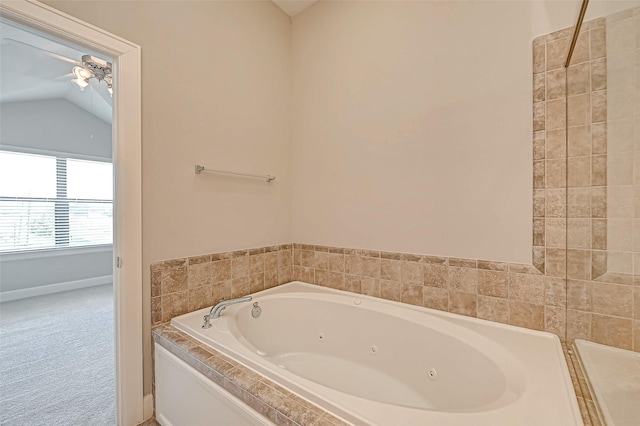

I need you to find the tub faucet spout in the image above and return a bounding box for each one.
[203,296,252,328]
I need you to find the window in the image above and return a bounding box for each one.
[0,150,113,252]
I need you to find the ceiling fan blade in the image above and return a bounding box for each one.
[53,73,74,81]
[4,38,82,65]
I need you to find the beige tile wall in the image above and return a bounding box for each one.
[150,244,292,326]
[292,245,563,335]
[537,14,638,352]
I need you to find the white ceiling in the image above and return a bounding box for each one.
[0,20,113,124]
[272,0,318,17]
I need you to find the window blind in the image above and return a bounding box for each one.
[0,151,113,252]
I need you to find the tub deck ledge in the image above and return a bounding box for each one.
[152,324,350,426]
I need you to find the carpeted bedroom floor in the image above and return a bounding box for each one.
[0,284,115,426]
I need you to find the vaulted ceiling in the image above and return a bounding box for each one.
[272,0,318,16]
[0,20,113,124]
[0,0,318,124]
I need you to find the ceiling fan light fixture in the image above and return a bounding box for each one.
[71,77,89,91]
[107,84,113,97]
[72,66,93,80]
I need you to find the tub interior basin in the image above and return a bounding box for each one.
[229,295,525,413]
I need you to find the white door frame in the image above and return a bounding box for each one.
[0,1,144,425]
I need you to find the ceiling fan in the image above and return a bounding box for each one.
[4,38,113,96]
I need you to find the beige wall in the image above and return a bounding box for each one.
[289,1,636,264]
[43,0,292,394]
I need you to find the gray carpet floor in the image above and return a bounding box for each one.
[0,284,115,426]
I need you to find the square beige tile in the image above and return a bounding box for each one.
[546,218,566,248]
[423,263,448,288]
[211,260,231,284]
[591,123,607,154]
[534,160,545,189]
[545,128,566,159]
[509,273,545,305]
[568,188,591,218]
[568,94,590,127]
[592,282,633,318]
[591,219,607,249]
[478,270,509,298]
[533,131,545,160]
[591,186,607,218]
[567,62,590,96]
[546,98,566,130]
[380,259,401,282]
[590,26,606,59]
[545,277,567,307]
[401,261,423,286]
[509,301,544,331]
[546,188,567,217]
[591,58,607,91]
[567,218,591,249]
[360,278,380,297]
[449,267,478,294]
[380,280,401,302]
[477,296,509,324]
[546,248,567,277]
[533,36,546,73]
[545,306,566,337]
[361,257,381,279]
[449,291,477,317]
[591,314,633,350]
[533,190,546,217]
[547,37,570,70]
[591,90,607,123]
[568,125,591,157]
[546,68,566,100]
[568,279,592,311]
[567,249,591,280]
[401,284,423,306]
[423,286,448,311]
[567,309,591,340]
[568,156,591,187]
[570,31,590,65]
[546,158,566,188]
[533,218,545,246]
[534,73,546,102]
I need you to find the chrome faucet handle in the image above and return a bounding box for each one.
[202,314,212,329]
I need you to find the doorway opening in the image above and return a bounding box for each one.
[0,2,142,424]
[0,19,116,425]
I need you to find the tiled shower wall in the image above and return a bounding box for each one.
[149,17,638,353]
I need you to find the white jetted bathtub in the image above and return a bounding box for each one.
[171,282,582,425]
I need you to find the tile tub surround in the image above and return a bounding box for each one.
[534,16,639,352]
[150,244,293,326]
[532,17,609,280]
[152,324,349,426]
[292,244,566,336]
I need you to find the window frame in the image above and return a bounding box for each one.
[0,145,113,254]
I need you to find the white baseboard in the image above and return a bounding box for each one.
[0,275,113,302]
[143,393,154,420]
